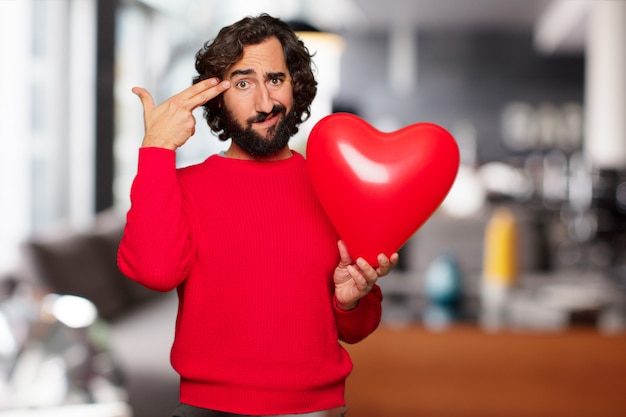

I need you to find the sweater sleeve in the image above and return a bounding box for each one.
[333,285,383,344]
[117,147,194,292]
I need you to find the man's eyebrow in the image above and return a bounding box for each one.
[229,68,255,78]
[267,71,287,79]
[228,69,287,79]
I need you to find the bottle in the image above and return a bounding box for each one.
[480,206,518,331]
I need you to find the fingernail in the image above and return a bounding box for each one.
[357,258,367,268]
[221,80,230,88]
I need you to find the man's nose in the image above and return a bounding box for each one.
[255,85,274,114]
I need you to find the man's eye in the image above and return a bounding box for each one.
[269,78,282,86]
[236,80,250,89]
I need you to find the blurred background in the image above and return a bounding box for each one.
[1,0,626,416]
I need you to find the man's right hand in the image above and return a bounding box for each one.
[133,77,231,150]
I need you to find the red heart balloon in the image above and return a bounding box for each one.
[306,113,460,266]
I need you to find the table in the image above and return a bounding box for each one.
[344,325,626,417]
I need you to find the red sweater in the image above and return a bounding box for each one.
[117,148,383,415]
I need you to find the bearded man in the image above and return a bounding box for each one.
[118,13,398,417]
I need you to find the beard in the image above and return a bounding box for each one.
[221,104,295,158]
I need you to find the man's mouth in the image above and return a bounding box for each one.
[249,105,286,125]
[256,112,278,124]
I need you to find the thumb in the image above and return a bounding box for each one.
[132,86,155,113]
[337,240,353,267]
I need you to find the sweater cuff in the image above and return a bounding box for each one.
[333,286,383,344]
[138,146,176,165]
[136,147,177,178]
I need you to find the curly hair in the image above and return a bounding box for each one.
[193,14,318,141]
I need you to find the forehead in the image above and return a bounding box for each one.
[227,37,289,77]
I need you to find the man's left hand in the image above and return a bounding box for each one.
[333,240,399,311]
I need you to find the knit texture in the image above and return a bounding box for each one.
[118,148,382,415]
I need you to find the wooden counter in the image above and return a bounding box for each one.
[343,325,626,417]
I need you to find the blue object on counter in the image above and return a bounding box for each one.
[424,252,462,306]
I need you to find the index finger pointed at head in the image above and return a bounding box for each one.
[184,78,230,109]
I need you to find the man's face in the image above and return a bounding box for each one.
[221,36,294,158]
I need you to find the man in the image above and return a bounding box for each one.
[118,14,398,417]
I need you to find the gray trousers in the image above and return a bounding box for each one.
[171,403,347,417]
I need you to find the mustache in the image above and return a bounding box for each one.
[247,104,287,124]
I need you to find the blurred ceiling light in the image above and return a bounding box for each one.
[441,165,486,218]
[388,24,417,97]
[479,161,534,200]
[533,0,592,55]
[290,19,346,52]
[41,294,98,329]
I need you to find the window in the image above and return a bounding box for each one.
[0,0,96,273]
